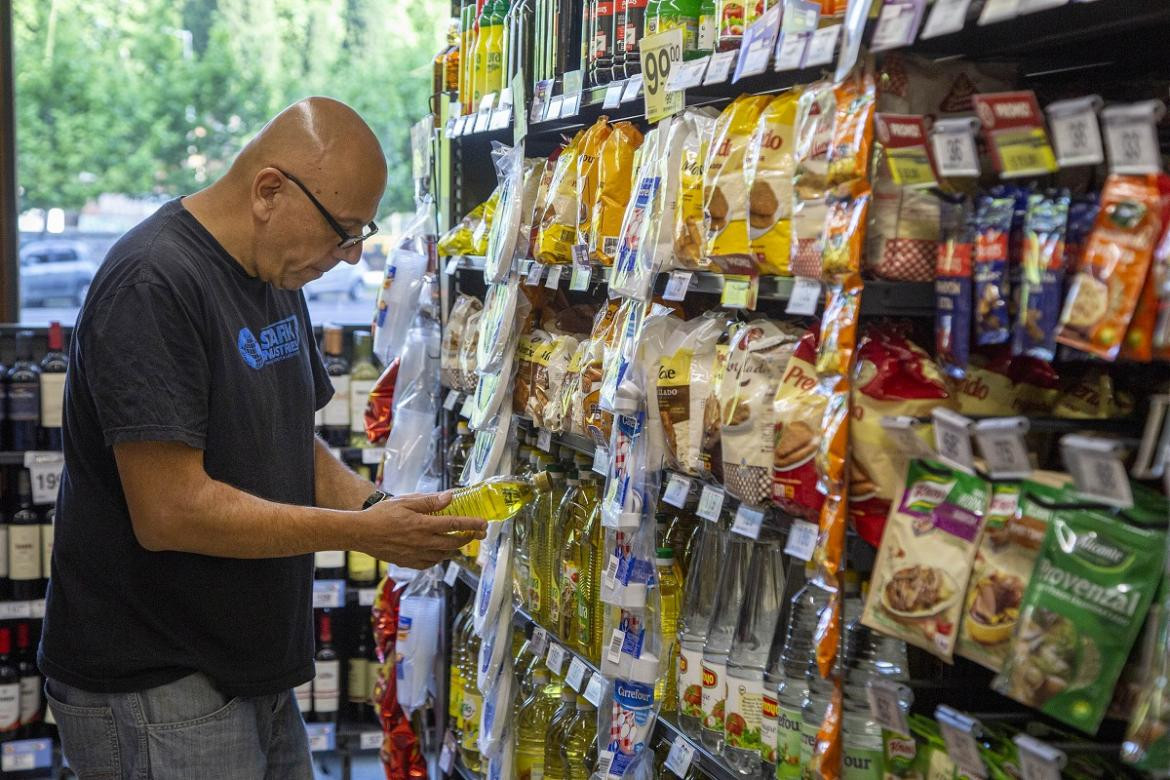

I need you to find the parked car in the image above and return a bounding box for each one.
[19,240,99,307]
[303,258,380,301]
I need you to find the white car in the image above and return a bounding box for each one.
[303,258,379,301]
[19,240,99,307]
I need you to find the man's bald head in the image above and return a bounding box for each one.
[186,97,389,290]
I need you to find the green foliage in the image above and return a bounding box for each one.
[13,0,444,215]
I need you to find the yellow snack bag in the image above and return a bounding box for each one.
[673,109,718,269]
[591,122,645,265]
[536,131,585,264]
[575,118,614,250]
[745,90,800,275]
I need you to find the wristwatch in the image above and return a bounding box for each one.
[362,490,389,510]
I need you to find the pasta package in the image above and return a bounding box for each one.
[557,339,591,435]
[458,309,483,393]
[745,90,800,276]
[536,131,585,264]
[512,331,548,415]
[791,83,837,278]
[591,122,644,265]
[576,117,614,251]
[656,313,727,476]
[673,108,719,270]
[703,95,774,273]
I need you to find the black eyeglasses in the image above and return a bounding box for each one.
[276,168,378,250]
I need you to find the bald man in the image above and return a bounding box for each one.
[38,98,485,778]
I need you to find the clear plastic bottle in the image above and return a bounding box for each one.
[449,602,475,746]
[578,498,605,665]
[551,467,583,641]
[544,688,580,780]
[800,577,861,777]
[516,668,563,779]
[774,566,829,779]
[539,464,567,628]
[700,530,755,753]
[448,421,474,486]
[723,530,786,779]
[655,548,684,714]
[841,592,908,780]
[558,467,599,646]
[677,516,727,738]
[512,442,537,608]
[527,456,554,620]
[563,695,598,780]
[459,625,484,772]
[432,475,541,521]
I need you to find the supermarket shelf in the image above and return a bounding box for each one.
[453,758,479,780]
[0,451,32,465]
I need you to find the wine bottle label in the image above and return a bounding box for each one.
[323,375,351,426]
[7,382,38,422]
[9,525,42,581]
[40,373,66,428]
[348,658,369,703]
[41,523,54,575]
[315,550,345,569]
[293,680,313,712]
[0,683,19,731]
[313,660,340,713]
[19,674,42,725]
[349,379,377,435]
[0,527,8,579]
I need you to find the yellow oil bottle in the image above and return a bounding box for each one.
[516,668,562,779]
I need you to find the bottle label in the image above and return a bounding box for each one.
[776,704,804,778]
[41,523,54,575]
[315,550,345,569]
[760,693,780,766]
[724,676,764,754]
[7,382,38,422]
[799,716,819,779]
[699,659,726,732]
[349,657,371,704]
[516,752,544,780]
[293,680,313,712]
[349,378,377,435]
[19,674,41,725]
[40,372,66,428]
[460,690,482,750]
[313,659,340,713]
[323,375,351,427]
[843,745,884,779]
[9,525,42,581]
[677,644,703,720]
[0,683,18,731]
[528,571,542,613]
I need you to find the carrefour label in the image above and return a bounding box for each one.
[608,679,656,777]
[842,745,883,779]
[776,704,804,778]
[799,716,819,779]
[759,693,780,765]
[699,659,727,732]
[678,644,703,721]
[724,677,764,754]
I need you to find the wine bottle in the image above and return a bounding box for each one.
[315,549,345,581]
[349,622,374,721]
[16,622,41,738]
[347,550,378,588]
[320,326,351,448]
[313,611,340,724]
[348,331,379,448]
[39,322,68,451]
[0,627,19,742]
[5,332,41,453]
[8,472,43,601]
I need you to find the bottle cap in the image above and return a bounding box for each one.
[655,547,675,565]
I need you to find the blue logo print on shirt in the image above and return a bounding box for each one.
[237,315,300,369]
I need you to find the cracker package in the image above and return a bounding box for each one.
[992,494,1167,734]
[442,295,483,389]
[719,319,803,505]
[1058,174,1170,360]
[744,91,800,275]
[704,94,774,273]
[862,459,989,662]
[674,108,719,270]
[656,312,727,476]
[591,121,643,265]
[535,131,585,264]
[575,117,615,252]
[791,83,836,278]
[849,325,955,547]
[1013,191,1070,361]
[771,326,827,521]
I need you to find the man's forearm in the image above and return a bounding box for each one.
[313,437,377,510]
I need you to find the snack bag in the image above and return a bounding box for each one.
[935,198,975,378]
[704,94,774,273]
[992,493,1167,734]
[530,334,581,427]
[591,122,644,265]
[826,64,876,188]
[583,300,623,444]
[955,347,1060,417]
[557,339,591,434]
[442,295,483,389]
[1013,191,1070,361]
[576,117,615,251]
[744,91,800,275]
[820,185,871,278]
[673,108,719,270]
[701,337,735,483]
[1057,174,1170,360]
[849,326,955,546]
[437,201,486,257]
[458,309,483,393]
[973,193,1016,346]
[1053,366,1134,419]
[535,131,586,264]
[471,187,501,256]
[771,326,827,520]
[512,331,547,415]
[719,319,803,505]
[790,82,837,279]
[1120,261,1160,361]
[862,459,989,662]
[656,312,727,476]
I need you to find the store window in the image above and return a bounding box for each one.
[11,0,443,326]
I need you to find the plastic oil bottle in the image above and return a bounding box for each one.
[550,465,582,640]
[563,695,598,780]
[677,515,727,738]
[459,623,484,772]
[538,464,568,628]
[449,601,475,747]
[723,529,786,779]
[558,463,598,646]
[700,531,756,753]
[512,441,537,609]
[543,687,579,780]
[654,547,683,714]
[577,498,605,665]
[516,668,563,778]
[527,455,553,622]
[431,474,541,521]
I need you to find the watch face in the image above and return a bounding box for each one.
[363,490,388,509]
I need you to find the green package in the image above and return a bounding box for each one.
[1123,579,1170,774]
[992,494,1167,735]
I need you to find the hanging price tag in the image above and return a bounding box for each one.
[603,80,626,109]
[932,408,975,474]
[783,519,819,561]
[662,473,692,508]
[545,265,564,289]
[696,485,724,521]
[439,731,457,773]
[1102,100,1166,175]
[444,390,461,410]
[526,262,545,286]
[640,28,685,123]
[593,445,609,475]
[881,416,937,459]
[870,0,924,51]
[920,0,973,38]
[570,264,592,291]
[662,270,693,301]
[721,275,757,310]
[664,736,697,777]
[734,3,782,80]
[603,554,621,592]
[1046,95,1104,167]
[1061,434,1134,508]
[1013,735,1066,780]
[621,74,644,103]
[977,0,1019,24]
[566,657,589,691]
[530,627,550,658]
[459,394,475,418]
[936,706,986,778]
[867,679,912,737]
[546,643,568,676]
[444,561,460,587]
[666,55,710,91]
[732,504,765,539]
[561,70,584,117]
[973,417,1032,479]
[803,24,841,67]
[785,276,821,316]
[584,672,605,706]
[24,451,64,505]
[930,117,981,178]
[537,429,553,452]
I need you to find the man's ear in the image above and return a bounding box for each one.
[251,168,284,224]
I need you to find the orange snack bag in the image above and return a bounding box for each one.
[827,65,877,188]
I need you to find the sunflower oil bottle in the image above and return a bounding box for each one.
[556,462,598,645]
[513,440,537,608]
[678,516,728,738]
[543,688,579,780]
[655,548,683,714]
[459,3,476,112]
[526,453,554,618]
[577,498,605,665]
[563,695,598,780]
[537,463,567,627]
[458,622,483,772]
[449,602,474,746]
[516,668,563,778]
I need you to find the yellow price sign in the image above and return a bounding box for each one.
[640,28,685,124]
[994,127,1058,178]
[720,275,758,310]
[887,147,937,188]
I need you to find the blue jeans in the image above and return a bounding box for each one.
[45,673,313,780]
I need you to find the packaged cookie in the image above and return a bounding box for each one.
[442,295,483,389]
[656,312,728,476]
[704,94,774,274]
[791,83,837,279]
[1058,174,1170,360]
[973,193,1015,346]
[591,121,644,265]
[1012,191,1070,361]
[575,117,615,252]
[720,319,803,505]
[862,459,989,662]
[674,108,719,270]
[771,326,827,521]
[535,131,585,264]
[744,90,800,275]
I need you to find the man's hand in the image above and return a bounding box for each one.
[354,491,487,570]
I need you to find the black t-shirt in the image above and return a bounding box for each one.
[38,199,334,697]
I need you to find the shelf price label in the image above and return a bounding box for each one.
[733,3,782,81]
[973,417,1032,479]
[785,276,821,316]
[920,0,973,38]
[566,657,589,691]
[935,706,986,778]
[662,473,692,508]
[444,561,461,587]
[1045,94,1104,168]
[640,28,685,124]
[662,270,693,301]
[360,731,384,751]
[544,265,564,289]
[783,519,819,562]
[1013,735,1066,780]
[537,429,553,452]
[802,24,841,68]
[973,92,1057,178]
[930,116,981,179]
[773,0,819,71]
[696,485,724,522]
[666,55,710,91]
[1,739,53,772]
[546,642,568,676]
[473,93,497,133]
[977,0,1019,25]
[570,263,592,291]
[306,722,337,753]
[444,390,461,411]
[731,504,765,539]
[703,50,737,84]
[526,262,545,286]
[664,736,696,777]
[603,80,626,109]
[870,0,925,51]
[561,70,585,117]
[621,74,644,103]
[932,408,975,474]
[867,679,912,738]
[584,672,605,706]
[1102,100,1166,175]
[592,445,610,475]
[312,580,345,609]
[1061,434,1134,508]
[439,731,457,773]
[877,113,937,189]
[720,274,757,310]
[24,451,64,505]
[530,627,550,658]
[531,78,555,123]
